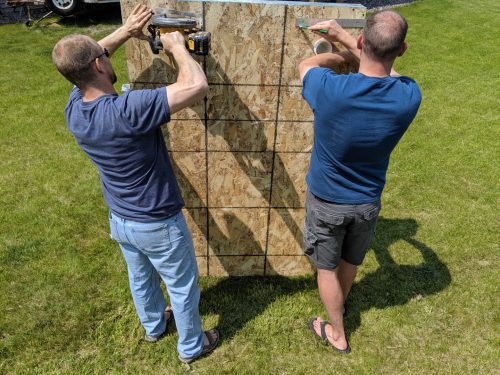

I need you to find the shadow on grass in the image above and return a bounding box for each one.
[198,217,451,342]
[344,217,452,337]
[199,276,316,341]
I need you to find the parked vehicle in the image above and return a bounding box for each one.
[44,0,118,16]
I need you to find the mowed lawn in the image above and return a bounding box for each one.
[0,0,498,373]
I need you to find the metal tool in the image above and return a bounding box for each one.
[296,18,366,32]
[147,9,211,55]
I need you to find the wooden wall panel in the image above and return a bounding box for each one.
[183,208,208,257]
[267,208,304,255]
[209,255,265,276]
[208,208,268,255]
[207,85,278,121]
[164,120,206,152]
[275,122,313,153]
[196,256,208,276]
[204,2,285,85]
[170,152,206,207]
[279,86,313,122]
[207,152,272,207]
[207,120,275,152]
[266,255,314,276]
[122,0,366,276]
[271,153,310,208]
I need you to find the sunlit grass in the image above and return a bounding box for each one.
[1,0,498,373]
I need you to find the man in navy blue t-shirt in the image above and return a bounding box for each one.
[52,4,218,363]
[299,11,421,353]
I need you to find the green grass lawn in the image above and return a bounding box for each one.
[0,0,499,373]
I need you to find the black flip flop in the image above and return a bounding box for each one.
[179,328,220,364]
[307,317,351,354]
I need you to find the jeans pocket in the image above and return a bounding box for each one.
[109,219,118,241]
[167,216,186,245]
[130,223,170,253]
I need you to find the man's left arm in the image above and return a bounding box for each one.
[98,4,153,56]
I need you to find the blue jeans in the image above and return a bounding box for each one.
[109,211,204,359]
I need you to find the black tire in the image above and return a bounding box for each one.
[44,0,82,16]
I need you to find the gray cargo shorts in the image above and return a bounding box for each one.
[304,190,381,270]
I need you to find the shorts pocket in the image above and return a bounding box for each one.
[303,227,318,256]
[362,206,380,221]
[315,208,344,225]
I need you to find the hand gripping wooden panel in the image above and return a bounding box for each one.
[121,0,366,276]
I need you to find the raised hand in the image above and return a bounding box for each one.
[309,20,348,44]
[160,31,187,54]
[123,4,153,41]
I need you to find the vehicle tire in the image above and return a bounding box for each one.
[44,0,82,16]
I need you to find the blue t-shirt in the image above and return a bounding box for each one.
[302,67,422,204]
[65,87,184,222]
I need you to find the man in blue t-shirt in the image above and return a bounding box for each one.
[298,11,421,353]
[52,5,218,364]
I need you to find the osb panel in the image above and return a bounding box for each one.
[163,120,205,152]
[267,208,305,256]
[169,152,206,207]
[121,0,203,84]
[266,256,314,276]
[207,120,275,152]
[207,85,278,121]
[196,256,208,277]
[282,4,365,86]
[279,86,313,122]
[208,208,268,255]
[131,83,205,120]
[208,152,273,207]
[275,122,313,153]
[204,3,285,85]
[183,208,207,257]
[209,255,265,276]
[271,153,310,208]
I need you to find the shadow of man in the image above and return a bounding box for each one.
[344,217,452,336]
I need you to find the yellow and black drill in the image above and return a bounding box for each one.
[147,9,211,56]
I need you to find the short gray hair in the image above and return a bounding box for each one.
[362,11,408,61]
[52,34,102,86]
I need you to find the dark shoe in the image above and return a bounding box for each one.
[179,328,220,364]
[144,306,174,343]
[307,317,351,354]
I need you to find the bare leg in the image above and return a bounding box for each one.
[337,259,358,302]
[314,268,348,350]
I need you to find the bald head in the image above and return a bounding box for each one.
[52,34,103,87]
[362,11,408,62]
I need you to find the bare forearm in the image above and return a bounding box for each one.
[302,50,355,70]
[166,46,208,113]
[98,26,131,56]
[171,47,206,88]
[337,31,360,63]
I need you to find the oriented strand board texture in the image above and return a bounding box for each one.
[121,0,365,276]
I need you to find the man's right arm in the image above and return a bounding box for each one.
[160,32,208,114]
[308,20,360,63]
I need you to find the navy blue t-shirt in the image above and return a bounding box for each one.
[65,87,184,222]
[303,67,421,204]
